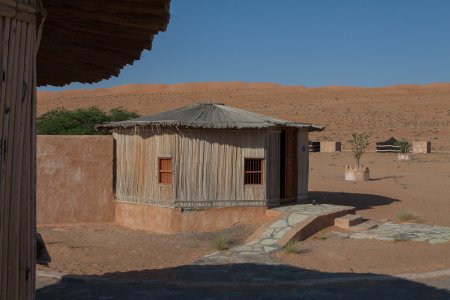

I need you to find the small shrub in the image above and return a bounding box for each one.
[395,139,411,154]
[350,133,370,167]
[211,233,230,250]
[396,212,421,223]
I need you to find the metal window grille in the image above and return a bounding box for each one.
[159,158,172,184]
[244,159,263,185]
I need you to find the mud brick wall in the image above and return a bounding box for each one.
[37,136,115,224]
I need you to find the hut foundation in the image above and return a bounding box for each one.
[115,202,270,233]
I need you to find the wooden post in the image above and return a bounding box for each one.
[0,0,43,299]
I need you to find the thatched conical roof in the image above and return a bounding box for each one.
[37,0,170,87]
[98,103,324,131]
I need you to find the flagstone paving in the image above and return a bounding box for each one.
[195,204,353,265]
[197,206,450,266]
[342,222,450,244]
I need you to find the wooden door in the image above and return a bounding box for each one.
[281,130,297,203]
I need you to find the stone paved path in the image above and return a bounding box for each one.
[344,222,450,244]
[195,204,353,265]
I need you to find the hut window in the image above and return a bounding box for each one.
[244,159,263,185]
[159,158,172,185]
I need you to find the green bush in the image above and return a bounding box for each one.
[350,133,370,167]
[37,107,139,135]
[395,139,411,154]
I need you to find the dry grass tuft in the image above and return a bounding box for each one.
[283,240,298,254]
[282,240,309,254]
[396,212,422,223]
[211,233,230,250]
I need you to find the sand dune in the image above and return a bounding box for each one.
[37,82,450,151]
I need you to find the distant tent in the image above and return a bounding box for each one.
[309,141,320,152]
[376,137,400,152]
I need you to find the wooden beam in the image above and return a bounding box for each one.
[0,1,39,299]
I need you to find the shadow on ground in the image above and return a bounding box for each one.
[309,191,400,211]
[37,263,450,299]
[370,175,405,181]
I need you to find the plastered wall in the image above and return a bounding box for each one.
[37,135,115,224]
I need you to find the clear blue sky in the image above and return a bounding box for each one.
[42,0,450,90]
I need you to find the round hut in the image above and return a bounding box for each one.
[98,103,324,232]
[0,1,170,298]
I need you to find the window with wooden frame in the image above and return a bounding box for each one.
[158,158,172,185]
[244,159,263,185]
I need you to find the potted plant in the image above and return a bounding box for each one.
[345,133,370,181]
[396,139,411,161]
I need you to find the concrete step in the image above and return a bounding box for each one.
[347,220,378,232]
[334,214,363,229]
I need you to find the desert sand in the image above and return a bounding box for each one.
[37,223,260,277]
[38,82,450,151]
[275,151,450,274]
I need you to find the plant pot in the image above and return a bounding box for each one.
[345,165,370,181]
[397,153,410,161]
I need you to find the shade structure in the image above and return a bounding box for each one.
[0,1,170,299]
[37,0,170,86]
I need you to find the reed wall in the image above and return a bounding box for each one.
[174,129,266,207]
[114,127,310,208]
[114,128,271,207]
[113,129,174,206]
